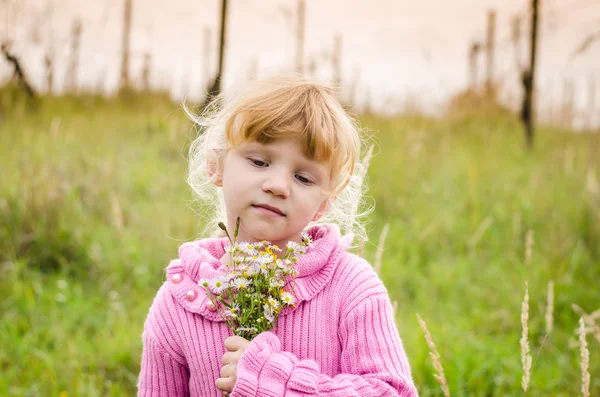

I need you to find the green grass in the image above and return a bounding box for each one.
[1,90,598,396]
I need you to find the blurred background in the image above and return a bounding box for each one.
[0,0,599,396]
[2,0,600,124]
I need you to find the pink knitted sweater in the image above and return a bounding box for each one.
[138,224,418,396]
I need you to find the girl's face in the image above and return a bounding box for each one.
[214,137,333,247]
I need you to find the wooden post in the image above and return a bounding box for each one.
[469,42,481,90]
[45,53,54,93]
[586,78,596,130]
[512,15,523,71]
[561,80,575,129]
[521,0,539,148]
[348,66,359,109]
[363,88,372,115]
[3,0,11,44]
[485,10,496,97]
[141,52,151,91]
[120,0,133,90]
[332,33,342,88]
[296,0,305,74]
[203,26,211,91]
[206,0,228,100]
[1,43,37,98]
[44,1,55,94]
[65,19,81,93]
[247,57,258,81]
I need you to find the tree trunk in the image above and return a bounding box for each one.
[1,43,37,99]
[520,0,539,149]
[206,0,228,101]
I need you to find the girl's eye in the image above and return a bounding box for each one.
[295,174,313,185]
[250,159,268,167]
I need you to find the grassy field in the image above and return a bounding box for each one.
[1,89,598,396]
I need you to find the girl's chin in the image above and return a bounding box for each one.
[239,230,291,244]
[238,228,279,242]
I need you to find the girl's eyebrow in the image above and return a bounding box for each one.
[242,142,328,180]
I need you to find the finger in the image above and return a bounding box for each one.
[220,363,235,378]
[215,377,234,393]
[222,351,236,365]
[224,335,249,351]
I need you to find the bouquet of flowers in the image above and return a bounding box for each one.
[199,218,312,340]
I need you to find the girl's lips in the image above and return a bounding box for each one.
[252,204,285,217]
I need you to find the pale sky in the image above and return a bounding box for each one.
[2,0,599,125]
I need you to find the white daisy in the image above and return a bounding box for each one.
[227,270,241,281]
[197,278,210,288]
[300,231,313,248]
[281,292,296,306]
[258,252,274,264]
[209,277,228,294]
[286,241,302,254]
[247,255,262,266]
[226,304,239,318]
[238,242,257,256]
[252,241,267,251]
[267,296,280,308]
[263,305,275,323]
[233,277,250,289]
[236,326,257,334]
[225,245,236,254]
[269,278,284,289]
[257,262,269,275]
[242,266,256,277]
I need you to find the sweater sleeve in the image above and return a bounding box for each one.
[232,296,418,397]
[137,284,190,397]
[137,334,190,397]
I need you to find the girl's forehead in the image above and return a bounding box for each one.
[239,138,325,162]
[236,139,334,177]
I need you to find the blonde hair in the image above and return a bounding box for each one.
[185,74,373,245]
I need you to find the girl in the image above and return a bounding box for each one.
[137,75,418,396]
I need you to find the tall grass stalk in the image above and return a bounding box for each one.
[416,314,450,397]
[520,282,532,393]
[545,281,554,335]
[579,318,590,397]
[524,230,534,266]
[572,304,600,344]
[374,223,389,275]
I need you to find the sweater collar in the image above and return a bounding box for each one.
[166,224,345,321]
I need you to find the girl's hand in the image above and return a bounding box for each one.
[216,336,251,393]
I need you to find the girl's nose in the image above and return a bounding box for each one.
[261,170,291,198]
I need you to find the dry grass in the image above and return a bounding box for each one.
[356,240,364,257]
[545,280,554,335]
[524,230,534,266]
[374,223,389,275]
[360,144,374,180]
[579,317,590,397]
[572,304,600,344]
[520,282,532,393]
[416,314,450,397]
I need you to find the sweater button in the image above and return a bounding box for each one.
[171,273,183,284]
[185,290,197,301]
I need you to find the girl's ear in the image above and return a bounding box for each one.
[312,195,336,222]
[207,149,224,187]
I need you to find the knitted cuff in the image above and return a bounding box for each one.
[285,360,320,396]
[232,332,281,397]
[255,351,296,396]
